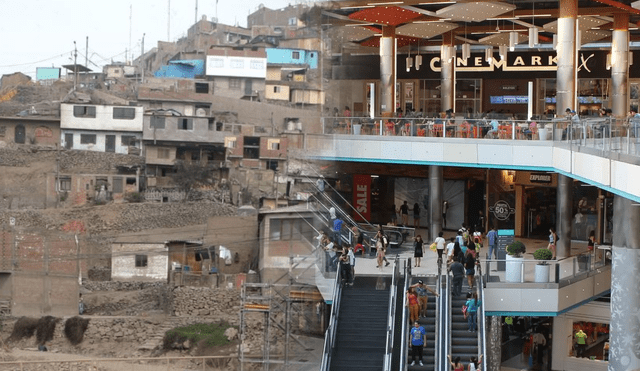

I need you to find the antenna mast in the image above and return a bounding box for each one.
[129,4,132,63]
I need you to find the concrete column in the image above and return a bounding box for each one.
[429,165,443,241]
[611,12,630,117]
[609,195,640,370]
[556,0,577,112]
[556,174,572,258]
[441,32,454,112]
[487,316,502,370]
[380,26,396,116]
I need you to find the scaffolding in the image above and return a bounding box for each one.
[239,282,325,371]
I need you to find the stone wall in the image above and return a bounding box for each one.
[171,286,241,317]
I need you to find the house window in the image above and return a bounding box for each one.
[292,51,300,59]
[150,116,166,129]
[243,136,260,159]
[229,78,242,90]
[112,177,123,193]
[273,86,281,93]
[178,118,193,130]
[266,160,279,171]
[113,107,136,120]
[121,135,137,146]
[73,105,96,118]
[157,148,170,159]
[59,177,71,191]
[195,83,209,94]
[208,118,214,131]
[225,137,237,149]
[80,134,96,144]
[267,139,280,150]
[269,218,313,241]
[288,17,297,26]
[135,254,148,267]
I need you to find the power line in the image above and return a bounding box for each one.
[0,50,74,68]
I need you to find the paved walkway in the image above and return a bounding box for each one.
[353,229,589,280]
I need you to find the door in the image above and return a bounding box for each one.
[14,124,25,144]
[105,135,115,152]
[64,133,73,149]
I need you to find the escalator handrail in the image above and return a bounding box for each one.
[397,258,412,371]
[320,262,343,371]
[442,269,452,371]
[304,172,377,231]
[476,263,488,371]
[383,254,401,370]
[434,257,442,370]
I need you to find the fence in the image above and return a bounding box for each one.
[0,355,235,371]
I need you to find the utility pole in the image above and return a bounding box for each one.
[129,4,132,64]
[73,41,78,91]
[167,0,171,41]
[141,33,145,84]
[195,0,198,24]
[85,36,88,70]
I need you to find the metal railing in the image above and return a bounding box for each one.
[319,263,343,371]
[476,263,488,371]
[321,115,640,157]
[383,255,401,370]
[483,249,608,285]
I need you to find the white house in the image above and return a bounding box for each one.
[60,103,144,154]
[111,242,169,281]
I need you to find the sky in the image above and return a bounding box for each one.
[0,0,306,79]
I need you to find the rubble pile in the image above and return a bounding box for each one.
[171,287,241,318]
[0,201,236,233]
[83,281,165,292]
[58,150,144,173]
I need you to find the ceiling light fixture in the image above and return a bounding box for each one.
[406,48,413,72]
[485,46,493,63]
[552,34,558,50]
[529,2,538,48]
[415,39,422,70]
[499,45,508,60]
[606,53,611,70]
[509,31,518,51]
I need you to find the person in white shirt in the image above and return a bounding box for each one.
[446,237,455,262]
[434,231,446,263]
[347,245,355,286]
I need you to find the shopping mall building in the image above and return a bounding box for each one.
[310,0,640,369]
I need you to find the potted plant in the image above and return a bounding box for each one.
[533,248,553,283]
[505,241,526,283]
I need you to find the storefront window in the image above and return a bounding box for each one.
[539,78,611,117]
[419,79,441,118]
[455,79,481,118]
[571,321,609,361]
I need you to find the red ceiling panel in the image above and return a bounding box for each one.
[349,6,422,27]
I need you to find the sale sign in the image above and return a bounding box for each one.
[352,175,371,221]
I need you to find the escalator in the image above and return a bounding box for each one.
[329,276,391,370]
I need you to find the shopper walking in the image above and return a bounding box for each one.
[410,280,438,318]
[449,256,465,297]
[407,288,420,323]
[413,235,425,267]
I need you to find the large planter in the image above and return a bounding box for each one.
[506,254,524,283]
[534,263,550,283]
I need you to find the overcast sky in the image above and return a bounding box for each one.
[0,0,306,79]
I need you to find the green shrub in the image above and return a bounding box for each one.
[533,248,553,261]
[125,192,144,203]
[506,241,526,257]
[162,322,236,350]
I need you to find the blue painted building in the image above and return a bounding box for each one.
[154,60,205,79]
[266,48,318,69]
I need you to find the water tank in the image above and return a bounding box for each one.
[196,108,206,117]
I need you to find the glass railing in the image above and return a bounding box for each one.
[483,250,609,285]
[321,116,640,156]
